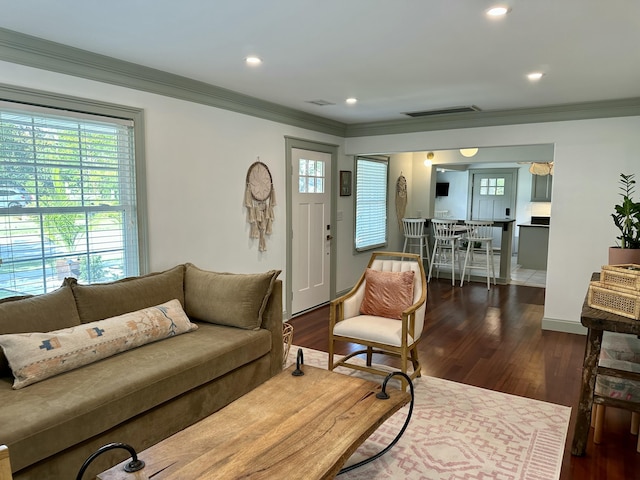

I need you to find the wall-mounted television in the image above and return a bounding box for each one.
[435,182,450,197]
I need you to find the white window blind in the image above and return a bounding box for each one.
[0,104,140,298]
[355,156,388,251]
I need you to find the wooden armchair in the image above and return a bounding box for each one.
[328,252,427,389]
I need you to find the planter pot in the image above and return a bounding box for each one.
[608,247,640,265]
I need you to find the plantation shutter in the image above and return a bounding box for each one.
[355,156,388,251]
[0,101,140,298]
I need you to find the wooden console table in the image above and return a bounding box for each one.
[99,363,410,479]
[571,274,640,456]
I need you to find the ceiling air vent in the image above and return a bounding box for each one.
[306,99,335,106]
[404,105,481,117]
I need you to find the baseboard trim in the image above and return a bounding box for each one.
[542,317,587,335]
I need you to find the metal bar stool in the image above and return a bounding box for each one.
[401,218,430,267]
[428,219,462,286]
[460,220,496,289]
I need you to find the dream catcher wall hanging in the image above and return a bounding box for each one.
[244,159,276,251]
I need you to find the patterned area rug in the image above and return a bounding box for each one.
[286,346,570,480]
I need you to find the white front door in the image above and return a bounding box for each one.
[291,148,331,315]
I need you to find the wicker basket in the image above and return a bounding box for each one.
[588,281,640,319]
[601,264,640,292]
[282,322,294,365]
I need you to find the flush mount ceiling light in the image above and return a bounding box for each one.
[486,5,511,16]
[527,72,545,81]
[245,56,262,65]
[346,98,358,105]
[460,148,479,157]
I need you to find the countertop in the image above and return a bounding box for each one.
[518,222,550,228]
[427,218,516,224]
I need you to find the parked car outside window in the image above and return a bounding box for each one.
[0,184,33,208]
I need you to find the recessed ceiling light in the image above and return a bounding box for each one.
[527,72,544,81]
[346,98,358,105]
[245,56,262,65]
[486,6,511,16]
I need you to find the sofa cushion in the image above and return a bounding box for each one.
[360,268,414,320]
[0,299,197,389]
[184,263,281,330]
[0,322,271,472]
[70,265,185,322]
[0,285,80,376]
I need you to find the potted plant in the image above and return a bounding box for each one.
[609,173,640,264]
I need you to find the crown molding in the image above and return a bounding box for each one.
[344,97,640,137]
[1,27,639,140]
[0,27,347,137]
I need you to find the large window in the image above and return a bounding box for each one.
[0,100,142,298]
[354,155,388,251]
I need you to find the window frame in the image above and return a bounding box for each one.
[354,155,389,252]
[0,84,149,284]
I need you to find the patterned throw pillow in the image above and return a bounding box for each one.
[359,268,415,320]
[0,299,198,389]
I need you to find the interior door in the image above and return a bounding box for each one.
[291,148,331,315]
[469,169,517,247]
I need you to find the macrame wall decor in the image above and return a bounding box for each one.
[395,173,407,232]
[244,159,276,251]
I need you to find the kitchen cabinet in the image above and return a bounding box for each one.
[517,224,549,269]
[531,174,552,202]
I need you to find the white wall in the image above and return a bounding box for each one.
[0,61,345,299]
[345,117,640,333]
[4,59,640,332]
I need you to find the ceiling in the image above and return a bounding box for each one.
[1,0,639,125]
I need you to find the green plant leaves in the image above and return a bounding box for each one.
[612,173,640,249]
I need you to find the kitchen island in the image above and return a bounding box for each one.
[517,222,549,270]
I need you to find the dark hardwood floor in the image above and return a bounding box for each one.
[288,278,640,480]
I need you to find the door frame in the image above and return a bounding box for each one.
[467,167,519,220]
[284,136,339,320]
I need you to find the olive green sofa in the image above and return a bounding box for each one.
[0,263,283,480]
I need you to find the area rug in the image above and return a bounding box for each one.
[286,346,570,480]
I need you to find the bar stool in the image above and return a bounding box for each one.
[402,218,430,267]
[460,220,496,290]
[428,219,462,286]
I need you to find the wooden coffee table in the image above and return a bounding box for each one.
[98,362,410,479]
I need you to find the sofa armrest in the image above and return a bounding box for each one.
[261,280,283,377]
